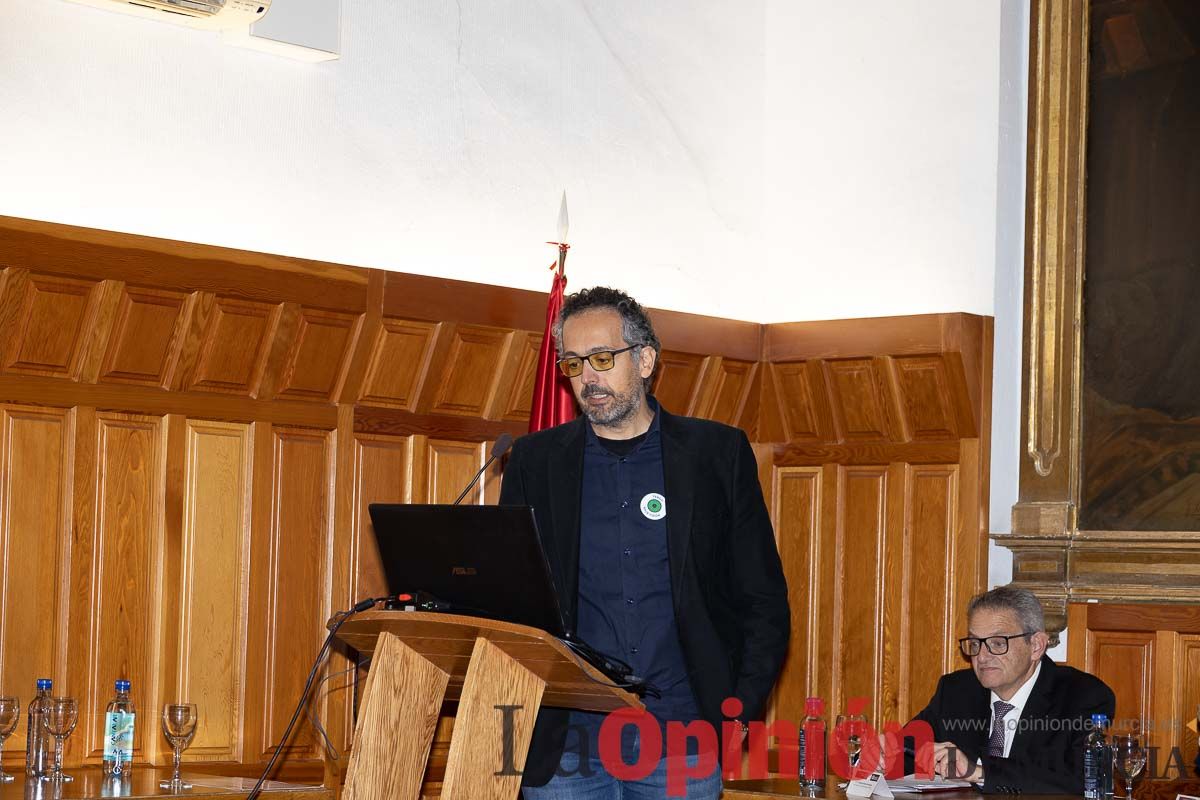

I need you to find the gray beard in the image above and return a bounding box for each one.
[580,384,643,428]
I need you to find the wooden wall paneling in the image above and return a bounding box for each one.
[249,303,302,402]
[243,421,274,767]
[173,418,252,763]
[77,412,166,764]
[0,269,30,368]
[186,298,282,396]
[822,359,896,443]
[1088,631,1155,734]
[768,362,822,444]
[1179,635,1200,771]
[768,465,822,728]
[427,325,514,419]
[651,351,708,416]
[276,308,364,402]
[756,362,786,444]
[0,405,71,758]
[1067,604,1200,771]
[1065,603,1088,667]
[1152,631,1178,760]
[0,217,372,313]
[879,359,914,444]
[335,270,385,406]
[420,439,486,505]
[954,438,986,634]
[325,406,361,788]
[903,465,960,718]
[833,466,888,720]
[484,331,534,422]
[2,272,101,379]
[357,319,440,411]
[156,414,187,766]
[345,434,417,607]
[890,356,956,441]
[74,280,126,385]
[695,358,757,427]
[256,426,334,761]
[98,285,191,388]
[813,463,839,723]
[496,332,543,423]
[878,462,908,728]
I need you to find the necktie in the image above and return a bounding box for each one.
[987,700,1015,757]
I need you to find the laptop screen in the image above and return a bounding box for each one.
[366,504,569,638]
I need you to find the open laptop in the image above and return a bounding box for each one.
[367,503,644,692]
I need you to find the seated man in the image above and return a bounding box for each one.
[910,586,1115,794]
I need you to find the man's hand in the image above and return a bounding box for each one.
[931,742,983,782]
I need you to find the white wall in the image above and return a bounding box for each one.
[1,0,1009,326]
[762,2,1004,323]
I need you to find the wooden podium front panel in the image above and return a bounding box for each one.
[439,637,546,800]
[342,632,448,800]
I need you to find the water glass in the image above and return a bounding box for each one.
[0,697,18,783]
[1113,734,1146,799]
[40,697,78,783]
[159,703,198,790]
[836,712,868,771]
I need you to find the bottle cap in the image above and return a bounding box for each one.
[805,696,824,715]
[1091,713,1108,726]
[36,678,52,690]
[116,679,131,692]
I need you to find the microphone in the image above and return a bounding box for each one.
[452,433,514,505]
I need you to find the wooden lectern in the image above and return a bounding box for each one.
[334,610,643,800]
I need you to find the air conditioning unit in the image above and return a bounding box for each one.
[63,0,271,31]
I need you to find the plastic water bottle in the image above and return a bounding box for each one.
[102,679,136,776]
[25,678,52,777]
[1083,713,1112,800]
[801,696,826,792]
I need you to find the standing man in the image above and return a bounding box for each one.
[911,587,1115,794]
[500,287,790,799]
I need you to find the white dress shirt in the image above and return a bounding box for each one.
[989,661,1042,757]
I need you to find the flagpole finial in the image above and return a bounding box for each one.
[557,191,569,243]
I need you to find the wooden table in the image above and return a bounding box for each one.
[0,768,333,800]
[722,780,980,799]
[721,778,1200,800]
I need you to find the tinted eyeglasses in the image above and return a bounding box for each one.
[557,345,639,378]
[958,632,1034,657]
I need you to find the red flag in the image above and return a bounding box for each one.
[529,266,577,432]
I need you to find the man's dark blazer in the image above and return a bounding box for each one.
[911,654,1116,794]
[498,406,791,787]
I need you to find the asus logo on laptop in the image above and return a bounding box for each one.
[451,566,478,576]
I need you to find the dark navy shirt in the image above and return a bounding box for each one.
[565,399,702,759]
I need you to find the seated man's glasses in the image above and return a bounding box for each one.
[557,345,639,378]
[958,632,1034,657]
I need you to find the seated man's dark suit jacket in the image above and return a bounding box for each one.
[911,654,1116,794]
[498,406,791,787]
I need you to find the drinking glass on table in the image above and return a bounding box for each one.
[40,697,78,783]
[159,703,198,790]
[1113,734,1146,799]
[0,696,18,783]
[836,712,868,769]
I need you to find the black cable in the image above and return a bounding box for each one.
[305,659,371,762]
[246,597,383,800]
